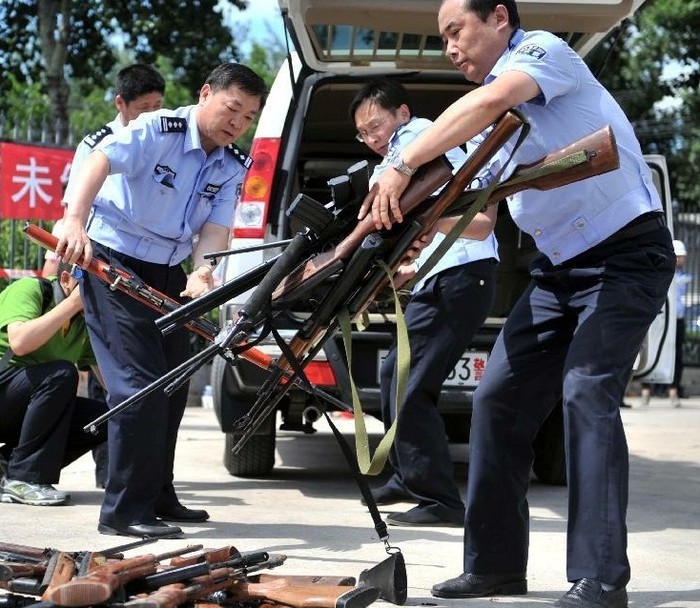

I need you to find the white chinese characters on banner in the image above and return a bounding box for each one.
[0,142,73,220]
[11,157,53,209]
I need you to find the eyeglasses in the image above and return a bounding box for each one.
[355,114,392,143]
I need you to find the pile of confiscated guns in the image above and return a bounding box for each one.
[0,538,397,608]
[24,110,621,461]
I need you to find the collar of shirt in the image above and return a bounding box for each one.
[485,28,525,85]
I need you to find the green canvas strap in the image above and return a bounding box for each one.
[337,260,410,475]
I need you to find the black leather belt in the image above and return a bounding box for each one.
[604,212,666,245]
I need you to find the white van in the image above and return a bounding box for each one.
[211,0,674,480]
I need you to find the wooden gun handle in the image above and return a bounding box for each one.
[490,125,619,198]
[40,552,76,602]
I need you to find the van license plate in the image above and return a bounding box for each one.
[377,350,488,388]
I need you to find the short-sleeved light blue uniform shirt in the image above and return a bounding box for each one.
[83,105,249,265]
[370,117,499,292]
[487,29,661,264]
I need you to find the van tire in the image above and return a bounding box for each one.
[223,414,276,477]
[532,401,567,486]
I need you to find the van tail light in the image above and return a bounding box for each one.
[281,361,337,388]
[233,137,282,239]
[303,361,338,387]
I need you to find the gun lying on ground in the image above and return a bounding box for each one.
[1,541,381,608]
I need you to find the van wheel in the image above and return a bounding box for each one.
[223,414,276,478]
[532,401,567,486]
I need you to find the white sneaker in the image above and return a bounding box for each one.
[0,477,68,506]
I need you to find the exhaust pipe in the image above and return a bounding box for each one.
[303,405,323,423]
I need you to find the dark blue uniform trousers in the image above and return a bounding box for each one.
[0,361,107,483]
[81,243,190,527]
[464,226,673,588]
[380,259,496,522]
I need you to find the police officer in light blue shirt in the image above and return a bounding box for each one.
[58,63,267,539]
[350,80,499,528]
[361,2,675,607]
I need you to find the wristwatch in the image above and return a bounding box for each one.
[389,152,417,177]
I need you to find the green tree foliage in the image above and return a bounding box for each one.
[0,0,248,142]
[595,0,700,210]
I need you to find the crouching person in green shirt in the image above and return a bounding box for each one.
[0,262,107,506]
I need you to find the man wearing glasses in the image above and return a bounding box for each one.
[350,79,499,527]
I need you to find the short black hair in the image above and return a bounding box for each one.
[205,63,268,108]
[349,79,412,121]
[115,64,165,103]
[446,0,521,29]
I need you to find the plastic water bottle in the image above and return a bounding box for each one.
[201,384,213,409]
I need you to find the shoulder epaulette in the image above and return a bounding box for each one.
[159,116,187,133]
[226,143,253,169]
[82,125,113,149]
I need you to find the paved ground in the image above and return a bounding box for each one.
[1,395,699,608]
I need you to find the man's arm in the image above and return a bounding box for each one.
[436,203,498,240]
[57,151,111,266]
[360,71,540,230]
[7,288,84,356]
[181,222,230,298]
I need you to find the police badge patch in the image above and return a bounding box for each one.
[154,164,177,187]
[517,44,547,60]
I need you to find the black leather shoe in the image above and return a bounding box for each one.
[156,504,210,523]
[386,507,463,527]
[98,521,184,538]
[360,486,416,506]
[554,579,628,608]
[431,572,527,598]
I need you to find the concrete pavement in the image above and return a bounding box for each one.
[1,395,699,607]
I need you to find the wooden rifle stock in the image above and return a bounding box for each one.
[445,125,620,214]
[166,545,240,568]
[226,579,380,608]
[39,552,75,602]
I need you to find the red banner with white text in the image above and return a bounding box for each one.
[0,142,74,221]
